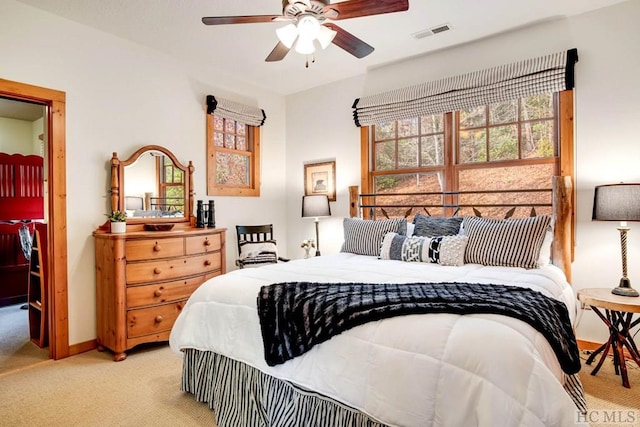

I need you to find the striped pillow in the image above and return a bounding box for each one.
[462,215,552,269]
[341,217,407,256]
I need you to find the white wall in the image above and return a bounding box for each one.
[0,0,287,345]
[0,117,34,154]
[31,117,44,155]
[285,0,640,343]
[285,77,365,258]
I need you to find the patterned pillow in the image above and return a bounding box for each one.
[412,214,463,237]
[379,232,468,266]
[341,217,407,256]
[462,215,552,269]
[239,240,278,267]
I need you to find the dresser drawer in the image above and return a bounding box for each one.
[126,237,184,261]
[126,252,222,284]
[126,276,205,309]
[127,300,185,338]
[185,233,221,255]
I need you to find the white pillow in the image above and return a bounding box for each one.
[239,240,278,267]
[538,227,554,267]
[406,223,415,237]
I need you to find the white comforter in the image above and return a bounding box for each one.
[170,253,582,427]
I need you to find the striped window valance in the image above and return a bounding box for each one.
[352,48,578,127]
[206,95,267,127]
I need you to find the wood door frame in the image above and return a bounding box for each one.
[0,78,69,360]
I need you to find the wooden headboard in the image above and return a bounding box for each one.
[349,176,574,282]
[0,153,45,221]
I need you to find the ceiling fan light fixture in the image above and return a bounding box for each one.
[297,15,321,40]
[317,25,337,49]
[276,23,298,48]
[294,36,316,55]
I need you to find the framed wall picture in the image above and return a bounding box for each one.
[304,161,336,201]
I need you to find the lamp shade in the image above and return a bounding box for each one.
[276,23,298,49]
[295,37,315,55]
[302,195,331,218]
[317,25,337,49]
[592,183,640,221]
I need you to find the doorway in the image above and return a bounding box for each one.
[0,98,47,370]
[0,78,69,360]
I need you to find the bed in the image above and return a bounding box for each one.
[0,153,44,307]
[170,176,585,427]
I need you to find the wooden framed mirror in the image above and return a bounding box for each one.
[110,145,194,225]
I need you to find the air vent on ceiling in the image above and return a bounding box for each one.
[413,23,452,40]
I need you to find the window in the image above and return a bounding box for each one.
[206,114,261,196]
[458,94,557,163]
[362,91,573,218]
[156,155,184,212]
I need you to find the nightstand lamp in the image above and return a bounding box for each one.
[592,183,640,297]
[302,195,331,256]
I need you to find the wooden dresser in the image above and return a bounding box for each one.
[93,226,226,361]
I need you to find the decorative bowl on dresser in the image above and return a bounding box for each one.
[93,145,226,361]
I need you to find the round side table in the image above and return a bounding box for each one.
[577,288,640,388]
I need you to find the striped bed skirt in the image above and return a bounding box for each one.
[181,348,387,427]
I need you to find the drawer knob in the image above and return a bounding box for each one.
[154,289,163,297]
[153,267,162,274]
[153,244,161,252]
[204,260,212,266]
[204,239,211,246]
[154,315,163,323]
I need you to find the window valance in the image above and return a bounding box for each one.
[206,95,267,127]
[352,48,578,127]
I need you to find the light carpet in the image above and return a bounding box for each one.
[0,344,214,426]
[0,303,49,375]
[580,351,640,427]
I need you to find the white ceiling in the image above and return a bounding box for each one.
[0,98,44,121]
[14,0,629,95]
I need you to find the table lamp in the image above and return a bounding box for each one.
[302,195,331,256]
[592,183,640,297]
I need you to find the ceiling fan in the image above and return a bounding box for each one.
[202,0,409,65]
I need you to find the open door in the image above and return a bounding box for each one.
[0,78,69,360]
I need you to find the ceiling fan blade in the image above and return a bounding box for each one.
[324,0,408,20]
[324,23,374,58]
[202,15,282,25]
[265,41,291,62]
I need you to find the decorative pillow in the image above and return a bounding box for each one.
[380,232,468,266]
[538,225,554,267]
[341,217,407,257]
[406,223,415,237]
[412,214,463,237]
[239,240,278,267]
[462,215,552,269]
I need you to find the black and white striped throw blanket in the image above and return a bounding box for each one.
[257,281,581,375]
